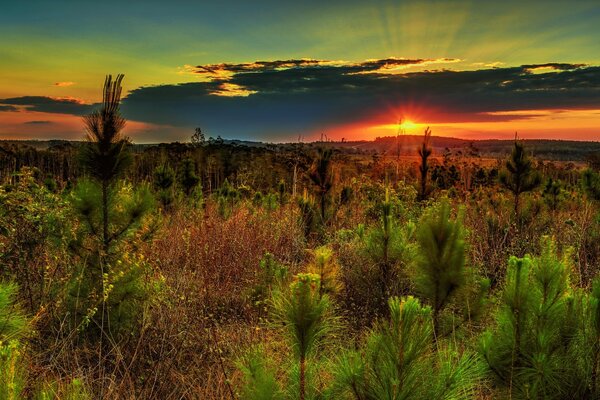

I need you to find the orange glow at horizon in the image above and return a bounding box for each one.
[325,108,600,143]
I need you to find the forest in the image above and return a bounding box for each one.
[1,76,600,399]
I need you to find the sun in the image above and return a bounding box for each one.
[401,119,418,129]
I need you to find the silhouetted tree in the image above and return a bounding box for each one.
[80,74,132,254]
[154,164,175,209]
[417,127,433,201]
[499,139,541,216]
[179,158,200,196]
[308,148,334,222]
[191,127,205,148]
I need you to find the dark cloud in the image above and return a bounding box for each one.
[193,57,452,77]
[5,59,600,141]
[522,63,586,71]
[119,60,600,139]
[0,96,93,115]
[0,105,18,112]
[23,120,53,125]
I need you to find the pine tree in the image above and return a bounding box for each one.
[153,164,175,209]
[297,189,317,240]
[542,177,562,212]
[80,74,132,255]
[179,158,200,196]
[582,168,600,201]
[71,75,155,336]
[413,201,467,337]
[239,274,336,400]
[363,186,414,312]
[499,139,541,216]
[480,239,578,399]
[272,274,335,400]
[308,148,334,223]
[417,127,433,201]
[330,296,485,399]
[307,246,341,298]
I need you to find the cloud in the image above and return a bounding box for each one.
[116,59,600,139]
[5,58,600,141]
[0,105,18,112]
[192,57,461,84]
[0,96,93,115]
[23,120,53,125]
[54,81,76,87]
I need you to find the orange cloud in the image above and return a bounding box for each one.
[54,81,76,87]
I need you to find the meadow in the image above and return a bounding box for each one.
[1,78,600,399]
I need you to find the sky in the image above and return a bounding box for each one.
[1,0,600,143]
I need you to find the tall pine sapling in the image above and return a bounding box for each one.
[239,274,336,400]
[80,74,132,255]
[582,168,600,201]
[499,139,541,216]
[480,239,578,399]
[413,201,467,337]
[363,186,414,311]
[72,75,155,336]
[179,158,200,197]
[153,164,175,209]
[297,189,317,240]
[417,127,432,201]
[307,246,341,299]
[308,148,334,223]
[330,296,485,399]
[542,177,563,212]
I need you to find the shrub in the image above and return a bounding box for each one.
[330,296,486,399]
[480,239,581,399]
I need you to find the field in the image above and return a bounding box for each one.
[1,124,600,400]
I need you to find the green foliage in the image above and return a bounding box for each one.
[153,164,175,209]
[0,168,70,312]
[278,179,287,206]
[582,168,600,201]
[0,283,28,341]
[178,158,200,196]
[0,285,28,400]
[252,252,287,303]
[309,148,334,223]
[0,340,25,400]
[298,190,318,240]
[413,201,469,336]
[542,177,563,211]
[499,140,541,215]
[480,239,580,399]
[330,296,486,399]
[363,187,415,308]
[72,181,154,254]
[240,274,336,400]
[217,178,240,218]
[307,246,341,298]
[271,273,335,360]
[70,182,155,336]
[237,347,284,400]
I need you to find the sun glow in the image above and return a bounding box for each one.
[401,119,418,129]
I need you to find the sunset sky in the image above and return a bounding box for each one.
[1,0,600,143]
